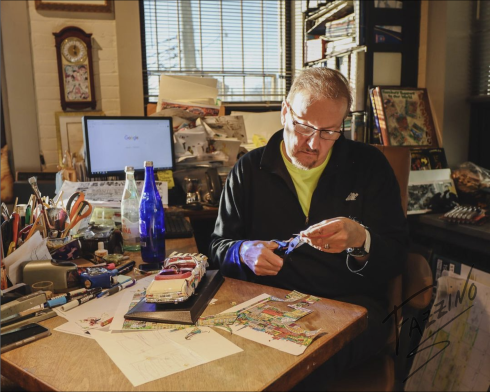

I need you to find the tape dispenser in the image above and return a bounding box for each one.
[80,261,135,289]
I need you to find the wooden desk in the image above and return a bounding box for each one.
[1,237,367,391]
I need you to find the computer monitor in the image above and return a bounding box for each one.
[82,116,175,178]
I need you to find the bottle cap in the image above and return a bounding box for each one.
[125,166,134,172]
[144,161,153,167]
[97,242,105,251]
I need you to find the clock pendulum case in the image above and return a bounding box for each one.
[53,26,96,111]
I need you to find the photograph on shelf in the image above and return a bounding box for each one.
[374,87,438,148]
[407,168,457,215]
[407,180,457,215]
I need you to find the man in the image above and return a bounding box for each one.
[209,68,408,387]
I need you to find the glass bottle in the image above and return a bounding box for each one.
[139,161,166,262]
[121,166,141,251]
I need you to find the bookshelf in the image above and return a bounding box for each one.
[302,0,421,117]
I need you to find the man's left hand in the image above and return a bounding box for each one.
[299,217,366,253]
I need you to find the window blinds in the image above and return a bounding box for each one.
[141,0,291,103]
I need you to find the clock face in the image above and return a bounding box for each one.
[61,37,87,63]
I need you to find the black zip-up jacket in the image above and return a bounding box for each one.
[209,130,409,306]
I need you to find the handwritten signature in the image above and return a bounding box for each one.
[382,265,477,382]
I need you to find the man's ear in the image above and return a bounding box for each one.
[280,100,288,126]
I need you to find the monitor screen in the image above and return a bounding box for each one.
[82,116,174,177]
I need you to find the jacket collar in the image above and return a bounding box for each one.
[260,129,352,179]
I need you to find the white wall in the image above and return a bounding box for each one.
[1,0,144,173]
[28,1,121,170]
[424,0,472,168]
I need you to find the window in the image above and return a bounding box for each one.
[141,0,291,104]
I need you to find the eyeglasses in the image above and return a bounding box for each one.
[286,101,344,141]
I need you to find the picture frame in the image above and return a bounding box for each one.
[35,0,113,13]
[372,87,438,148]
[55,111,105,167]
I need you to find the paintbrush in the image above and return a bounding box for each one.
[28,176,51,236]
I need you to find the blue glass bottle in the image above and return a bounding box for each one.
[139,161,166,263]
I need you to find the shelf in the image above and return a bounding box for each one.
[304,45,366,68]
[306,0,354,36]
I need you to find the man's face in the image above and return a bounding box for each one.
[280,93,347,170]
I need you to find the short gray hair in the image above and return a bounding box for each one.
[287,68,352,117]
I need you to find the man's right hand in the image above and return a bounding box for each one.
[239,240,283,276]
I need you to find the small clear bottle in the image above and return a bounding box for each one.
[121,166,141,251]
[139,161,166,262]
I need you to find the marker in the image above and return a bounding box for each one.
[60,291,100,311]
[97,279,136,299]
[45,288,101,308]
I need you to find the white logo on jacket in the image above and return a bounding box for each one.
[345,192,359,201]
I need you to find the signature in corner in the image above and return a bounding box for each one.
[382,265,477,382]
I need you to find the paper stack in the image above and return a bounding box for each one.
[156,75,220,114]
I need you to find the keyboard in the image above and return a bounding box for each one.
[165,211,194,239]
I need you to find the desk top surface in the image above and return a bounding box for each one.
[411,213,490,241]
[1,237,367,392]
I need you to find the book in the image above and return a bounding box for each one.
[374,87,438,147]
[305,38,327,63]
[410,147,448,171]
[371,87,387,144]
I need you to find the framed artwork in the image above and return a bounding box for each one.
[55,111,104,166]
[35,0,113,13]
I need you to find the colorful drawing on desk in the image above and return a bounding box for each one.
[284,290,308,302]
[235,302,321,347]
[78,312,111,329]
[198,290,324,352]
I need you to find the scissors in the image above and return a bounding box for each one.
[62,200,93,238]
[273,235,306,258]
[66,192,86,222]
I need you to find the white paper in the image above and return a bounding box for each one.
[157,75,218,110]
[199,115,248,143]
[90,327,242,387]
[109,274,155,331]
[57,180,168,208]
[54,320,111,339]
[54,286,128,335]
[3,232,52,285]
[230,110,282,142]
[409,168,452,184]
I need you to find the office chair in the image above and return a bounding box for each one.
[327,146,433,391]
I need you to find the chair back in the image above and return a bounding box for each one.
[373,145,411,216]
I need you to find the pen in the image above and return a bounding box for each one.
[97,279,136,299]
[60,291,99,311]
[46,288,101,308]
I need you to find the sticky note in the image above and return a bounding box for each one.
[156,170,175,189]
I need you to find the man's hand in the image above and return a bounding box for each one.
[299,217,366,253]
[239,240,283,276]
